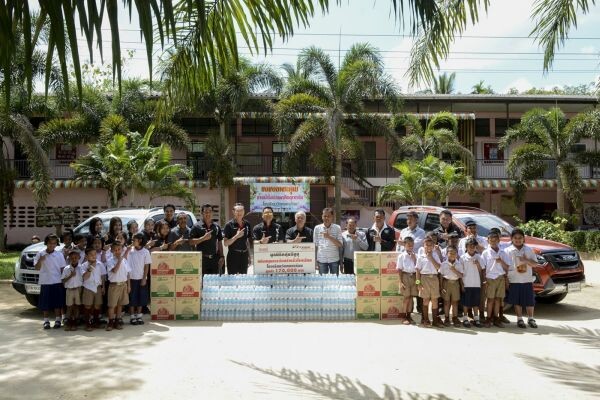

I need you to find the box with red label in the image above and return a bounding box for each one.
[151,252,176,275]
[176,298,200,320]
[356,297,380,320]
[175,275,201,297]
[381,296,403,320]
[381,274,400,297]
[354,252,380,275]
[380,252,401,275]
[175,252,202,275]
[151,297,175,320]
[356,274,381,297]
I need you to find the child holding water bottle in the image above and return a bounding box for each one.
[505,228,538,328]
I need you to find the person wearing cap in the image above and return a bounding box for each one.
[489,227,511,250]
[433,209,464,248]
[398,211,426,253]
[366,209,396,252]
[457,219,488,257]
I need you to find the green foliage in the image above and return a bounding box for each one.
[515,216,570,244]
[432,72,455,94]
[567,230,587,251]
[0,252,19,280]
[584,232,600,252]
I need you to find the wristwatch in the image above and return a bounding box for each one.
[415,279,421,285]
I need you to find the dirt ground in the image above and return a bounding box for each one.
[0,262,599,400]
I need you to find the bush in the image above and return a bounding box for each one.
[515,217,569,244]
[566,231,587,251]
[584,231,600,252]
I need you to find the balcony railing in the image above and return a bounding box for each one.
[7,157,600,181]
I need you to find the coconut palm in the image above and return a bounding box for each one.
[500,107,591,213]
[432,72,456,94]
[204,130,236,225]
[391,111,473,163]
[378,156,437,205]
[471,80,494,94]
[273,43,400,222]
[436,161,473,206]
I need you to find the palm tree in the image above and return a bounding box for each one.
[500,107,591,214]
[273,43,400,222]
[204,130,236,225]
[436,161,473,206]
[391,111,473,163]
[432,72,456,94]
[471,80,494,94]
[378,156,438,205]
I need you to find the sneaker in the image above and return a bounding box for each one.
[53,320,62,329]
[115,318,124,330]
[452,317,461,327]
[493,318,505,328]
[130,319,138,326]
[85,323,94,332]
[433,319,445,328]
[137,318,144,325]
[462,320,471,328]
[528,319,538,328]
[517,319,527,329]
[43,321,51,330]
[500,315,510,324]
[443,318,451,327]
[406,314,416,325]
[106,320,114,331]
[483,319,492,328]
[473,320,483,328]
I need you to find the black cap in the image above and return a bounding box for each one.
[465,219,477,227]
[489,227,502,235]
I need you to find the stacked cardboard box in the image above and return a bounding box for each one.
[355,252,402,320]
[151,252,202,320]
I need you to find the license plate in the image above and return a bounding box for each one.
[567,282,581,292]
[25,284,40,294]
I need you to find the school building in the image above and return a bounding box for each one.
[4,94,600,244]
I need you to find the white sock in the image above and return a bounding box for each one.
[517,317,524,321]
[43,317,49,323]
[137,313,143,319]
[463,316,468,322]
[474,315,480,321]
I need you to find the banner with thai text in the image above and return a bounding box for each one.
[249,182,310,213]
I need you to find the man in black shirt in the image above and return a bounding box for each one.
[170,212,192,251]
[223,203,252,274]
[285,210,313,243]
[252,206,284,244]
[189,204,224,275]
[433,209,464,248]
[161,204,177,229]
[366,209,396,251]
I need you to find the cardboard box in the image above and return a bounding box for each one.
[356,274,381,297]
[151,252,176,275]
[175,297,200,320]
[356,297,380,320]
[354,252,380,275]
[151,275,175,297]
[175,275,201,297]
[381,296,403,320]
[176,252,202,275]
[380,252,401,275]
[151,297,175,320]
[381,274,400,297]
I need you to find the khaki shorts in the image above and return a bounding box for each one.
[486,276,506,299]
[400,273,418,297]
[419,275,440,299]
[108,283,129,307]
[82,286,103,307]
[65,287,81,306]
[442,279,461,303]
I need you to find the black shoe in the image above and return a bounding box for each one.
[517,319,527,329]
[462,320,471,328]
[53,320,62,329]
[130,319,138,325]
[528,319,538,328]
[137,318,144,325]
[500,315,510,324]
[473,320,482,328]
[43,321,51,330]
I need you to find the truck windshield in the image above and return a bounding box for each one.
[456,214,514,237]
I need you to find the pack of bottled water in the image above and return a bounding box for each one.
[201,274,356,321]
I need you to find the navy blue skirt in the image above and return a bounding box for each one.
[462,287,481,307]
[129,279,149,307]
[38,283,65,311]
[507,282,535,307]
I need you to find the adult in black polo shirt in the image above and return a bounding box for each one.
[252,206,284,244]
[366,208,396,251]
[170,212,192,251]
[285,210,313,243]
[189,204,224,275]
[161,203,177,229]
[433,209,464,248]
[223,203,252,274]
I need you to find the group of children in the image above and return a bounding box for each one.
[35,232,151,332]
[396,226,538,329]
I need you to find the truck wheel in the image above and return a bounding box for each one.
[536,293,568,304]
[25,294,39,307]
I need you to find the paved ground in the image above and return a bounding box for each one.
[1,262,599,400]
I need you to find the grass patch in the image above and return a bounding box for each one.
[0,252,19,280]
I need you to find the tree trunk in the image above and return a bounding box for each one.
[556,170,565,215]
[334,146,342,224]
[111,187,118,208]
[445,195,449,207]
[0,203,5,252]
[219,184,226,226]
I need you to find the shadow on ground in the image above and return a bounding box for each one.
[517,354,600,394]
[231,360,453,400]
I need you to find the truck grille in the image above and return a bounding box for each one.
[543,252,580,270]
[21,273,39,284]
[20,253,36,270]
[552,274,585,285]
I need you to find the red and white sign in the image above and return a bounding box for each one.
[253,243,316,274]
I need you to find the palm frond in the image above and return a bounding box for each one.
[558,160,583,210]
[298,46,338,94]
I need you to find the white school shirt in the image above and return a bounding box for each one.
[398,226,426,253]
[458,235,488,257]
[79,261,105,292]
[106,257,130,283]
[33,250,65,285]
[505,244,536,284]
[126,247,152,280]
[313,223,343,263]
[481,247,511,279]
[342,230,368,259]
[61,264,83,289]
[396,251,418,274]
[418,245,445,261]
[439,259,464,281]
[415,252,441,275]
[460,253,483,288]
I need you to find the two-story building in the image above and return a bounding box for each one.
[4,94,599,244]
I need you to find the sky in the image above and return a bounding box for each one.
[68,0,600,94]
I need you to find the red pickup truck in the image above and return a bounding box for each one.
[388,206,585,304]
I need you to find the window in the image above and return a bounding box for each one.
[272,142,288,175]
[394,213,408,230]
[475,119,491,137]
[187,142,207,180]
[237,143,262,166]
[494,118,520,137]
[188,142,205,154]
[242,118,273,136]
[483,142,504,161]
[424,213,440,232]
[570,143,586,154]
